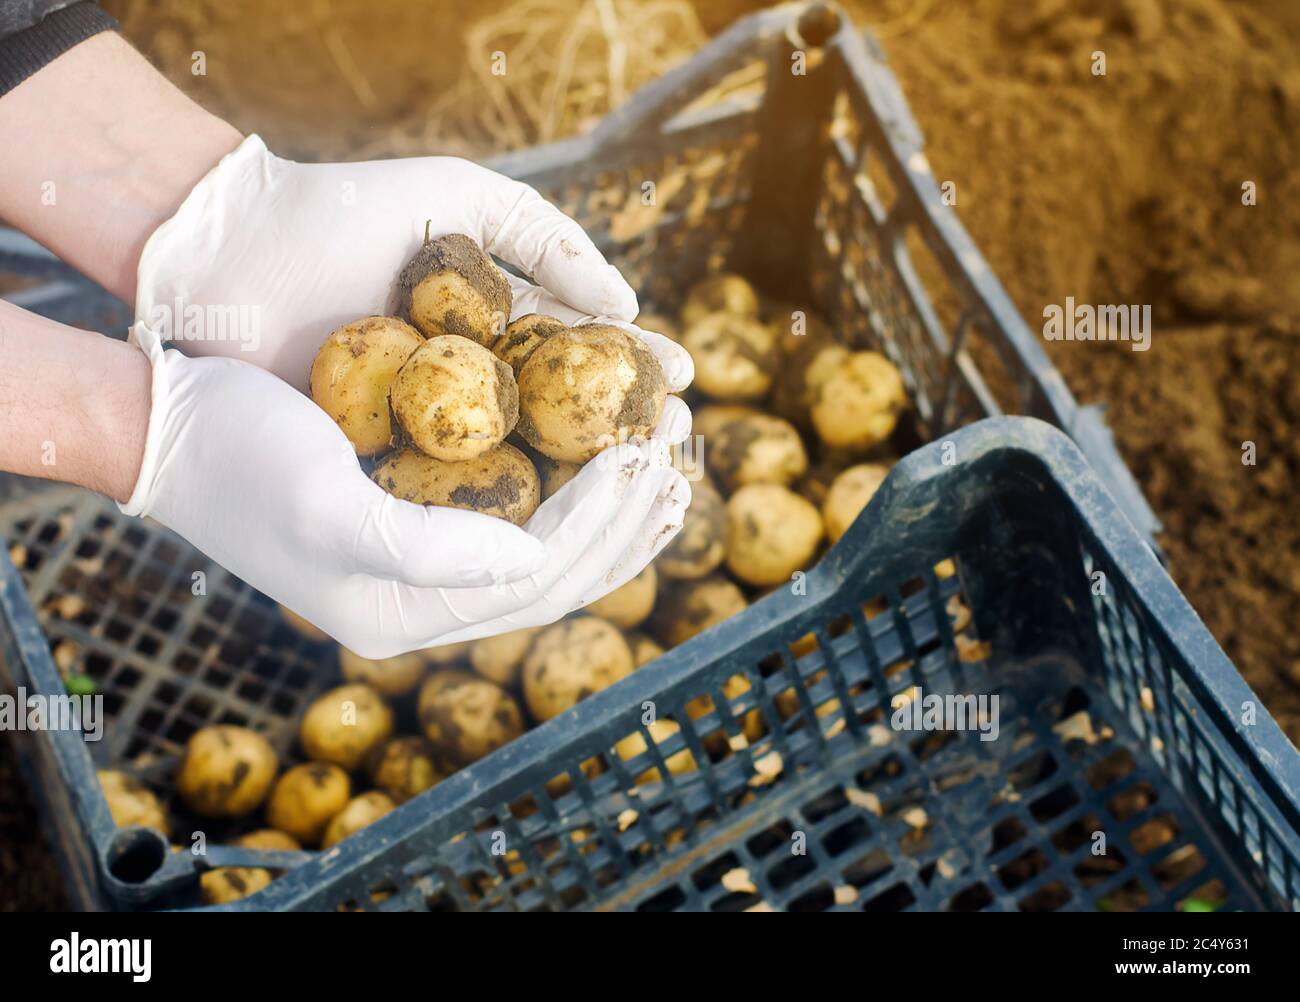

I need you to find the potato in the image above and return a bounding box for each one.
[683,312,778,400]
[808,350,906,451]
[585,564,657,629]
[633,311,680,342]
[709,413,808,491]
[522,617,634,722]
[308,316,424,455]
[726,485,824,586]
[769,342,849,427]
[298,683,394,771]
[651,575,748,648]
[278,604,328,643]
[625,631,665,667]
[615,720,697,783]
[372,443,540,525]
[390,335,519,461]
[823,463,890,542]
[339,647,427,698]
[692,403,762,442]
[398,230,511,346]
[199,829,300,906]
[493,314,567,376]
[418,671,526,766]
[517,324,667,463]
[237,829,301,852]
[536,455,583,499]
[680,273,759,328]
[266,763,351,846]
[322,791,397,849]
[98,770,169,836]
[176,725,278,819]
[469,627,539,687]
[421,641,472,666]
[657,478,726,580]
[367,736,445,803]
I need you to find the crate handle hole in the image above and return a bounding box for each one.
[106,827,168,885]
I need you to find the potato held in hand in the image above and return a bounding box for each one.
[418,671,525,767]
[390,335,519,461]
[176,725,279,819]
[399,231,512,346]
[517,324,667,463]
[493,314,567,376]
[309,316,424,456]
[373,443,540,525]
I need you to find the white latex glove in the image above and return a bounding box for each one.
[133,134,692,398]
[121,325,689,660]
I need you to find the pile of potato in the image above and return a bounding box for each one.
[97,260,926,905]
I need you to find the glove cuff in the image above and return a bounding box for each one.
[116,322,173,518]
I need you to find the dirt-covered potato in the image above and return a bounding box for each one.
[469,627,539,687]
[808,350,906,451]
[615,720,697,783]
[418,671,526,766]
[198,830,299,906]
[651,575,748,648]
[367,736,445,803]
[683,312,778,401]
[493,314,567,376]
[585,564,657,629]
[680,273,759,328]
[517,324,667,463]
[390,335,519,461]
[625,631,665,667]
[98,770,169,836]
[657,478,726,580]
[726,485,824,586]
[298,683,394,771]
[823,463,890,542]
[522,617,635,722]
[709,412,808,491]
[535,454,583,499]
[278,604,328,643]
[372,443,540,525]
[339,647,428,698]
[176,725,278,819]
[634,311,680,342]
[398,230,512,346]
[309,316,424,456]
[322,791,397,849]
[266,763,351,846]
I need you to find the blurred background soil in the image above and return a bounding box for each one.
[1,0,1296,907]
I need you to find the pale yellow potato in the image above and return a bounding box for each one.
[651,575,748,648]
[390,335,519,461]
[517,324,667,463]
[266,763,351,846]
[522,617,634,722]
[236,829,301,852]
[726,485,824,587]
[625,631,665,667]
[585,564,657,629]
[615,720,697,784]
[367,736,445,804]
[372,443,540,525]
[809,350,907,451]
[308,316,424,455]
[339,647,428,698]
[493,314,567,376]
[278,604,329,643]
[692,403,762,443]
[298,683,394,771]
[657,478,726,580]
[469,627,539,687]
[176,725,278,819]
[769,342,850,427]
[535,454,583,499]
[399,232,512,346]
[98,770,169,836]
[322,791,397,849]
[823,463,890,542]
[683,312,779,401]
[680,273,760,328]
[418,671,526,767]
[709,413,808,491]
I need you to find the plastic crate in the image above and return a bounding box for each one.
[2,2,1294,911]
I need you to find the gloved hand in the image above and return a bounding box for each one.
[121,325,690,660]
[132,134,692,398]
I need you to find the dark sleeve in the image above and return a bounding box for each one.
[0,2,118,97]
